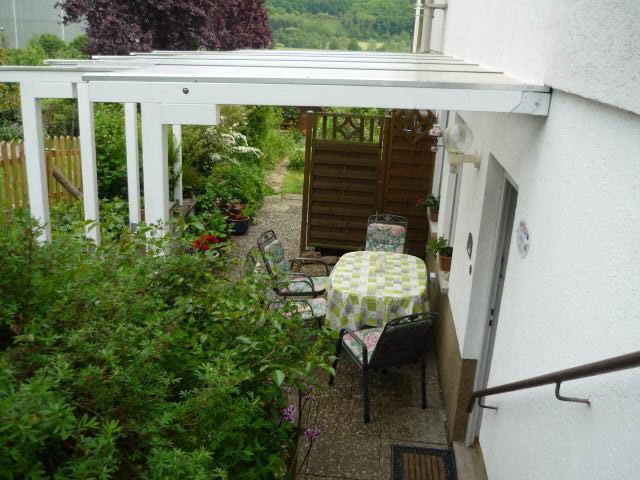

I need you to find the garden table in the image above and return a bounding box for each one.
[326,251,429,330]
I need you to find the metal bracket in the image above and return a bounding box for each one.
[555,382,590,406]
[478,397,498,411]
[511,91,551,116]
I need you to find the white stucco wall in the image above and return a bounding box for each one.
[435,3,640,478]
[452,89,640,480]
[440,0,640,115]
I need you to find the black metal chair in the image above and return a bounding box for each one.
[245,248,326,328]
[257,230,331,298]
[365,214,408,253]
[329,312,438,423]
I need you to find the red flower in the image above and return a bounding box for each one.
[200,244,209,251]
[416,196,425,204]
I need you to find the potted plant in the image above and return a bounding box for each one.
[417,194,440,222]
[225,200,250,235]
[426,236,453,271]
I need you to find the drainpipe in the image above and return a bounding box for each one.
[412,0,424,53]
[418,2,448,53]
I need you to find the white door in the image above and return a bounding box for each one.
[466,176,518,445]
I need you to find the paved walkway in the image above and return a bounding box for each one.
[230,180,450,479]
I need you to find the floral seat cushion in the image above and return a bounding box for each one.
[271,297,327,320]
[365,223,406,253]
[342,327,384,364]
[281,276,329,295]
[263,238,291,276]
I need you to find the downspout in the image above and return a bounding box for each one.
[418,2,448,53]
[412,0,424,53]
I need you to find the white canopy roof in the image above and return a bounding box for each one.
[24,49,551,115]
[0,49,552,245]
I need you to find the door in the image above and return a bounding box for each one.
[466,176,518,445]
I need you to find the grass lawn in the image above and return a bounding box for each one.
[280,169,304,194]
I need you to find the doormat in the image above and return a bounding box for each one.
[390,445,457,480]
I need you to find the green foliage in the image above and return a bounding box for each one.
[0,34,86,141]
[267,0,413,52]
[280,170,304,195]
[94,104,128,199]
[426,236,453,257]
[0,208,334,478]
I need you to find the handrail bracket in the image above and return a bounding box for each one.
[554,382,590,406]
[478,397,498,411]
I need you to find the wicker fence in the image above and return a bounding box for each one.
[0,136,82,208]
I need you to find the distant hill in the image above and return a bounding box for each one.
[266,0,414,52]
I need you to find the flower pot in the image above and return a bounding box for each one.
[428,208,439,223]
[230,217,250,235]
[439,254,452,272]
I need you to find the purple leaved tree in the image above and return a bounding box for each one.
[57,0,272,55]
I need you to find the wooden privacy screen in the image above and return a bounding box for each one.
[301,110,436,257]
[0,136,82,208]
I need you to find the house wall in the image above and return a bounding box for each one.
[432,0,640,478]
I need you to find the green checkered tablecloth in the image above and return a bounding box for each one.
[326,251,429,330]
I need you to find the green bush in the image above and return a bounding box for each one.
[0,208,334,478]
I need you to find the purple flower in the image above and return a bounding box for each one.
[299,383,316,401]
[304,428,320,442]
[281,385,293,394]
[280,404,297,423]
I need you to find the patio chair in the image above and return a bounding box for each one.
[329,312,438,423]
[257,230,331,298]
[365,214,408,253]
[245,249,326,328]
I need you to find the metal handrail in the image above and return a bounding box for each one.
[467,350,640,412]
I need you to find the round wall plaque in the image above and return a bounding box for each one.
[516,221,530,258]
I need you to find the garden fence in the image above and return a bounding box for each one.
[0,136,82,208]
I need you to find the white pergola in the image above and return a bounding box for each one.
[0,50,551,244]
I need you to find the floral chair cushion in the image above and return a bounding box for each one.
[263,238,291,277]
[342,327,384,364]
[271,297,327,320]
[365,223,406,253]
[281,276,329,295]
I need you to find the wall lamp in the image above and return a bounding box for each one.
[444,115,481,170]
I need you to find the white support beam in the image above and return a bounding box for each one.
[88,81,551,116]
[160,104,220,125]
[19,82,51,242]
[124,103,141,228]
[32,82,77,99]
[171,125,183,206]
[77,83,101,245]
[141,103,170,236]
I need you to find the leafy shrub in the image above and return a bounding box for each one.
[0,208,333,478]
[94,104,128,199]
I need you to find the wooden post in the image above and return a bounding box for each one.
[52,166,82,200]
[20,82,51,241]
[299,111,314,254]
[377,114,393,215]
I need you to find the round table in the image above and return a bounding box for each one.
[326,251,429,330]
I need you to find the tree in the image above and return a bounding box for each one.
[57,0,272,55]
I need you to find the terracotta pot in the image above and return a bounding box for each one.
[439,254,452,272]
[428,209,439,223]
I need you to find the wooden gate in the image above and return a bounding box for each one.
[300,110,435,257]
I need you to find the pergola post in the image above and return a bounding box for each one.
[77,83,101,245]
[171,124,183,206]
[141,103,170,236]
[124,103,141,229]
[19,82,50,242]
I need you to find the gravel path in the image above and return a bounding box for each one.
[229,192,303,263]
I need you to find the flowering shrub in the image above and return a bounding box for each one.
[193,233,222,252]
[0,209,334,479]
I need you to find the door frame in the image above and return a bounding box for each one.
[465,170,519,446]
